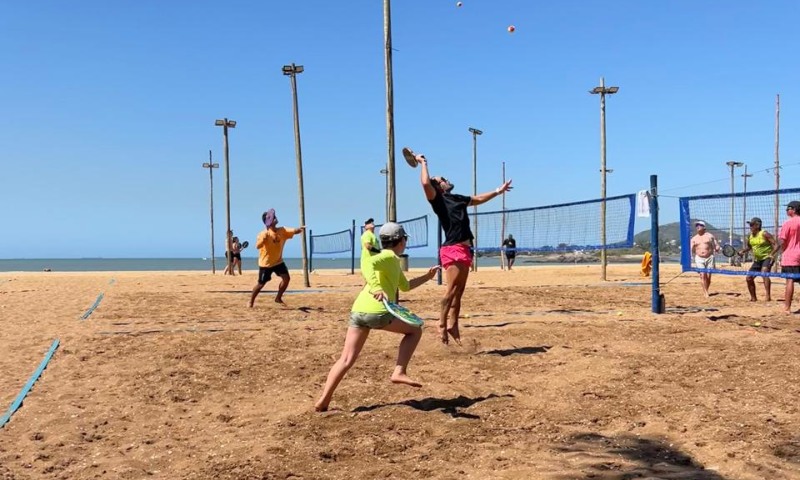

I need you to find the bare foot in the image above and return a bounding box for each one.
[766,297,772,302]
[438,324,449,345]
[275,298,288,307]
[390,373,422,388]
[313,401,328,412]
[783,309,793,315]
[447,324,462,346]
[749,297,757,302]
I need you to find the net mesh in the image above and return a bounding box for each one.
[361,215,429,249]
[310,228,352,255]
[469,194,636,252]
[679,187,800,278]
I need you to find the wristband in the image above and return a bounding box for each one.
[369,247,381,254]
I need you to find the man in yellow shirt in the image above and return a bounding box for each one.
[360,218,381,277]
[249,209,305,307]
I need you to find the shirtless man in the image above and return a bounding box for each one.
[690,220,720,297]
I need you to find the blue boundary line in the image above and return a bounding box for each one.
[0,339,60,429]
[81,293,105,320]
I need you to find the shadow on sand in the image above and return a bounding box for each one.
[353,393,514,419]
[480,345,551,357]
[464,321,526,329]
[552,432,728,479]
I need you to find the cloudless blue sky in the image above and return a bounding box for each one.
[2,1,799,259]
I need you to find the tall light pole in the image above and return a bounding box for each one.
[774,94,781,238]
[468,127,483,272]
[214,118,236,275]
[380,168,389,221]
[742,165,753,244]
[590,77,619,281]
[384,0,397,222]
[283,63,310,288]
[202,150,219,274]
[726,160,744,264]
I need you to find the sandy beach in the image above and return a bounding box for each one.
[1,264,799,479]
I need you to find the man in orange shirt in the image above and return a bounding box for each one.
[249,209,305,307]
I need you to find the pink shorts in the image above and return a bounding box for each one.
[440,243,473,269]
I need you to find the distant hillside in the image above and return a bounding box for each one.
[635,222,683,248]
[635,221,745,250]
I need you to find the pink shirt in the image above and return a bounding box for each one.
[779,216,800,266]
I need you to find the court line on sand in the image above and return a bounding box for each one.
[81,293,105,320]
[80,277,116,320]
[0,339,60,429]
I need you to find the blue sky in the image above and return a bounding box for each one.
[2,1,799,259]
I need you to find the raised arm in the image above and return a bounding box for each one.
[469,180,513,207]
[420,156,437,201]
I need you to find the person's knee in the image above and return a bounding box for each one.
[340,353,358,369]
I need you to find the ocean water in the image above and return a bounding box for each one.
[0,256,456,272]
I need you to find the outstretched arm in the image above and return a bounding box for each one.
[470,180,513,207]
[420,156,437,201]
[293,226,306,235]
[408,265,440,289]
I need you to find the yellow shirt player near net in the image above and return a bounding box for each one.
[360,218,381,279]
[249,208,306,308]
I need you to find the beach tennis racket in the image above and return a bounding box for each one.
[241,241,249,249]
[402,147,421,168]
[383,299,424,326]
[721,244,738,257]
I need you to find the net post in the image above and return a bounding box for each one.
[350,219,355,275]
[309,229,313,273]
[649,175,662,314]
[437,219,443,285]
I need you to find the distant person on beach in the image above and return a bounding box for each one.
[502,234,517,270]
[224,236,243,276]
[250,209,305,307]
[314,222,439,412]
[738,217,777,302]
[415,150,512,345]
[689,220,720,298]
[777,201,800,313]
[360,218,381,278]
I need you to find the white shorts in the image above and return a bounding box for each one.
[694,255,715,269]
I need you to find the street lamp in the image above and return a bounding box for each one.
[202,150,220,274]
[283,63,310,288]
[380,168,389,222]
[214,118,236,275]
[468,127,483,272]
[589,77,619,281]
[726,160,744,263]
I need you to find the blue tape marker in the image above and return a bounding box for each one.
[0,339,60,429]
[81,293,105,320]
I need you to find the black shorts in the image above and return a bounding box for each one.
[749,258,772,272]
[782,265,800,283]
[225,252,241,261]
[258,262,289,284]
[506,252,516,259]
